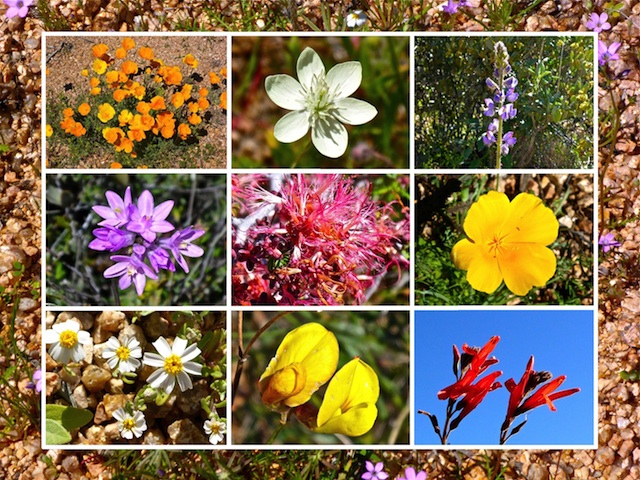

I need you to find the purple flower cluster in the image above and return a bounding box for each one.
[442,0,469,14]
[4,0,33,18]
[89,187,205,296]
[598,40,621,66]
[481,41,518,156]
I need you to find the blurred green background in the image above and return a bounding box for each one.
[415,36,593,169]
[46,173,226,306]
[232,311,409,445]
[232,36,409,168]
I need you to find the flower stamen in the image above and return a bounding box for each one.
[163,354,183,375]
[59,330,79,349]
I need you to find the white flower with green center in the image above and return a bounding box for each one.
[142,336,202,394]
[265,46,378,158]
[44,320,91,364]
[102,336,142,374]
[204,412,226,445]
[113,407,147,439]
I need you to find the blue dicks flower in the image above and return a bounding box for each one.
[92,186,133,228]
[599,232,621,252]
[127,190,175,243]
[104,248,158,296]
[159,226,206,273]
[88,226,136,252]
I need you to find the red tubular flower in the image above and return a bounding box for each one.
[450,370,502,429]
[438,335,500,400]
[504,355,534,421]
[515,375,580,415]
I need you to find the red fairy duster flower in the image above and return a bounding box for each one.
[232,174,409,305]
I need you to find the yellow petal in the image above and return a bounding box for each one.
[463,191,511,244]
[259,323,339,409]
[501,192,559,245]
[314,358,379,436]
[500,243,557,296]
[452,239,503,294]
[260,363,306,406]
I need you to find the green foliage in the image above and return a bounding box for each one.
[233,311,410,445]
[415,36,594,168]
[46,174,226,306]
[415,174,593,305]
[45,405,94,444]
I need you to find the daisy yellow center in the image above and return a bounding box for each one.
[115,345,131,360]
[59,330,78,349]
[122,418,135,430]
[163,354,183,375]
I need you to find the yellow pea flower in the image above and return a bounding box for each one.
[312,357,379,437]
[451,191,559,296]
[259,322,339,411]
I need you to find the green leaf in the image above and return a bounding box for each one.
[45,404,93,431]
[45,419,72,445]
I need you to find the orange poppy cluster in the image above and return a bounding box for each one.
[51,38,227,161]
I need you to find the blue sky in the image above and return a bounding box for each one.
[414,309,595,447]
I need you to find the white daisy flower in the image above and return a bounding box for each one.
[204,412,227,445]
[142,336,202,394]
[102,336,142,374]
[44,320,91,364]
[113,408,147,439]
[265,46,378,158]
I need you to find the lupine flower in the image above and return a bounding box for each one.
[232,174,409,306]
[586,12,611,32]
[598,40,621,66]
[265,47,378,158]
[89,187,205,296]
[599,232,621,252]
[397,467,427,480]
[113,408,147,439]
[203,411,226,445]
[451,191,559,296]
[102,336,143,374]
[345,9,367,28]
[259,323,339,411]
[44,320,91,364]
[143,336,202,394]
[4,0,33,18]
[362,461,388,480]
[500,356,579,443]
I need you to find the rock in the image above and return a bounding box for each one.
[61,455,79,473]
[141,312,170,339]
[177,381,209,415]
[527,464,549,480]
[59,364,82,389]
[95,311,126,332]
[44,372,60,397]
[595,446,616,466]
[104,423,120,442]
[72,384,89,409]
[106,378,124,395]
[167,418,207,444]
[81,365,111,393]
[619,439,635,458]
[142,428,166,445]
[93,393,132,424]
[83,425,106,444]
[56,312,94,331]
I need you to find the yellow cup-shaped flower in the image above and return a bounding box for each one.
[259,322,339,411]
[97,103,116,123]
[313,357,380,437]
[451,191,559,296]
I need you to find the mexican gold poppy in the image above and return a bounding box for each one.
[97,103,116,123]
[259,323,339,411]
[451,191,559,296]
[77,103,91,116]
[122,38,135,51]
[313,357,379,437]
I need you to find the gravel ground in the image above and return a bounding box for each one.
[0,0,636,478]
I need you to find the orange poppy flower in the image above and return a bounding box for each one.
[70,122,87,137]
[219,91,227,110]
[78,103,91,116]
[140,114,155,131]
[197,97,210,111]
[118,109,133,126]
[122,38,135,51]
[220,66,227,78]
[149,95,166,111]
[115,137,134,154]
[155,111,175,128]
[110,162,123,169]
[62,107,74,118]
[177,123,191,140]
[121,60,138,75]
[60,117,75,133]
[181,84,193,99]
[115,47,127,59]
[171,92,185,109]
[163,66,182,86]
[160,125,175,139]
[188,113,202,125]
[127,128,146,143]
[81,69,89,77]
[105,70,119,84]
[89,77,100,87]
[113,89,128,103]
[187,102,199,114]
[199,87,209,97]
[90,87,101,95]
[138,47,154,60]
[208,71,221,85]
[183,53,198,68]
[91,43,108,59]
[92,59,107,75]
[102,127,123,144]
[136,102,151,115]
[97,103,116,123]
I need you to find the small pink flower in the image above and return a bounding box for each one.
[585,12,611,33]
[397,467,427,480]
[4,0,33,18]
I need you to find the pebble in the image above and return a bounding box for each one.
[81,365,111,393]
[527,464,549,480]
[167,418,208,444]
[596,446,616,466]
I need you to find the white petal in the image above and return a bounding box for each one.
[70,345,86,362]
[77,331,92,345]
[112,409,125,421]
[152,337,172,358]
[147,369,169,388]
[274,110,310,143]
[106,337,120,349]
[176,371,193,392]
[106,357,119,369]
[297,47,326,89]
[129,346,143,358]
[143,352,166,368]
[183,361,203,376]
[326,61,362,98]
[312,116,348,158]
[49,343,67,363]
[172,336,187,356]
[181,344,201,363]
[265,75,306,110]
[332,98,378,125]
[44,329,60,344]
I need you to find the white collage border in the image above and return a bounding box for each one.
[40,30,599,451]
